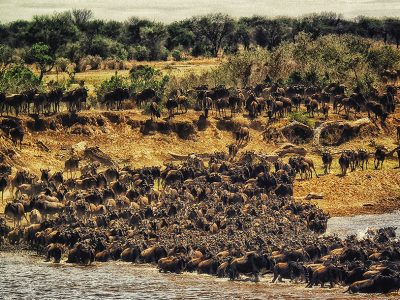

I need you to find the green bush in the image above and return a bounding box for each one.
[129,65,169,97]
[0,64,41,93]
[289,111,315,128]
[79,55,102,71]
[130,45,150,61]
[171,49,183,61]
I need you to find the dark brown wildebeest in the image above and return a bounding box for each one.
[227,144,239,158]
[134,88,156,107]
[305,97,318,117]
[149,102,161,120]
[158,256,186,274]
[339,152,350,176]
[235,127,250,145]
[62,87,88,112]
[176,95,189,113]
[291,94,302,111]
[103,88,130,110]
[46,243,63,263]
[0,176,8,203]
[9,126,24,149]
[4,202,28,227]
[228,96,241,116]
[345,275,400,294]
[366,101,388,125]
[356,149,369,170]
[47,88,64,113]
[3,94,26,116]
[374,147,386,169]
[216,98,229,118]
[306,265,346,288]
[40,168,50,182]
[272,262,305,283]
[64,157,80,178]
[33,93,47,114]
[166,98,178,118]
[321,102,329,119]
[229,252,270,281]
[321,151,333,174]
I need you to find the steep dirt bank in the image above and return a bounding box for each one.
[0,108,399,217]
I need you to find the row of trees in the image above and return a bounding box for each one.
[1,10,400,65]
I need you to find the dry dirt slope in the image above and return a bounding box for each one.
[0,109,399,217]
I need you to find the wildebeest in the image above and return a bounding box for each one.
[0,176,7,202]
[64,157,80,178]
[366,101,388,125]
[62,87,88,112]
[321,151,333,174]
[9,126,24,149]
[235,127,250,145]
[272,262,305,283]
[166,98,178,118]
[357,149,369,170]
[134,88,156,107]
[229,252,270,281]
[339,152,350,176]
[4,202,28,226]
[374,148,386,169]
[103,88,130,110]
[149,102,161,120]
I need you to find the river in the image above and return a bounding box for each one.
[1,212,400,299]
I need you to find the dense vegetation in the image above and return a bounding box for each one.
[1,10,400,100]
[0,10,400,65]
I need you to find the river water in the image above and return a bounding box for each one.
[1,212,399,299]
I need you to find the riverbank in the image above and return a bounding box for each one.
[0,109,399,218]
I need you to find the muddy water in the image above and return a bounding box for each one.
[326,211,400,239]
[0,252,390,300]
[1,212,400,299]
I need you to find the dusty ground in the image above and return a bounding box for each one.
[0,106,399,217]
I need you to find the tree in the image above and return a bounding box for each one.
[27,12,79,56]
[194,14,236,57]
[25,43,55,81]
[122,17,154,45]
[72,9,93,30]
[356,16,383,39]
[385,18,400,48]
[166,20,195,51]
[140,23,168,60]
[0,44,14,73]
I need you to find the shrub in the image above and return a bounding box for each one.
[289,111,315,128]
[130,45,150,61]
[0,64,41,93]
[55,57,70,72]
[79,55,102,71]
[171,49,183,61]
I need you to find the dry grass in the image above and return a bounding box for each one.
[44,58,222,92]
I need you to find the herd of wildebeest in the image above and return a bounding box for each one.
[0,150,399,294]
[0,80,400,295]
[0,81,398,121]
